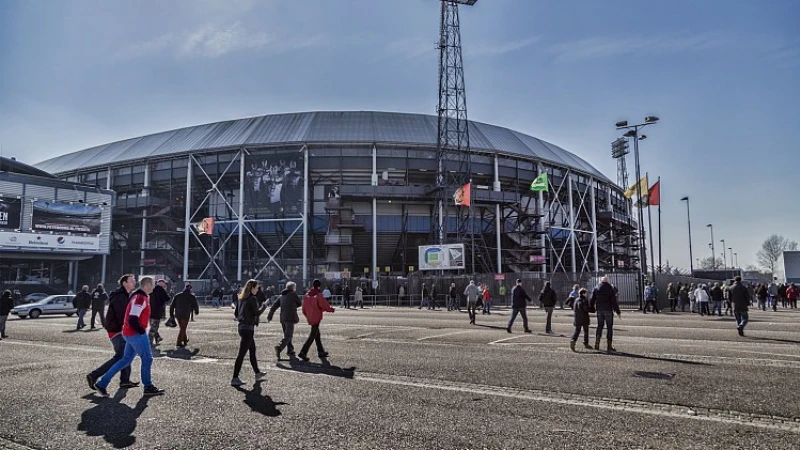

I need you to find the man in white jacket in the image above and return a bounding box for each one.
[694,284,711,316]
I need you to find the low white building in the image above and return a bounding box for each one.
[775,251,800,284]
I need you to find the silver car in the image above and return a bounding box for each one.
[10,295,77,319]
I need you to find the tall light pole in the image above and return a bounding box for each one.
[734,252,738,268]
[728,247,733,269]
[706,224,715,270]
[616,116,659,307]
[721,239,726,271]
[681,196,694,275]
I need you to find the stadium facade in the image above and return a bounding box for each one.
[33,111,637,289]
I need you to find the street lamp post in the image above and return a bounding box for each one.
[681,196,694,275]
[706,224,715,270]
[734,252,738,268]
[721,239,727,270]
[728,247,733,269]
[616,116,659,308]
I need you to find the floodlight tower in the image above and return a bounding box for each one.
[433,0,479,272]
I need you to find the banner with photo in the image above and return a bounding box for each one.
[32,200,102,234]
[0,198,22,230]
[245,152,304,218]
[418,244,466,271]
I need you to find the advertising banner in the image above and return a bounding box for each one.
[245,152,304,218]
[418,244,466,271]
[32,200,102,234]
[0,231,101,251]
[0,197,21,230]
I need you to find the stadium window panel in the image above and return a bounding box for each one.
[154,161,171,171]
[131,165,145,174]
[342,148,371,157]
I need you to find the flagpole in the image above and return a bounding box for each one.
[657,176,662,273]
[645,172,656,283]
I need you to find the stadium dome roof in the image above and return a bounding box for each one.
[34,111,610,182]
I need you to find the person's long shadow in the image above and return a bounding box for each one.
[77,391,151,448]
[605,351,710,366]
[475,324,509,331]
[276,357,356,379]
[160,347,201,360]
[747,336,800,345]
[233,382,287,417]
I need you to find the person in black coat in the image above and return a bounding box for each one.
[170,284,199,348]
[1,290,14,339]
[72,285,92,330]
[342,284,351,309]
[590,277,621,352]
[90,284,108,329]
[231,279,268,386]
[507,279,532,333]
[570,289,591,352]
[256,285,268,308]
[729,276,751,336]
[267,281,302,359]
[538,281,558,334]
[148,280,171,345]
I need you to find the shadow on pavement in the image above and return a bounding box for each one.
[606,351,710,366]
[78,391,152,448]
[233,382,287,417]
[474,324,509,331]
[276,357,356,379]
[747,336,800,345]
[159,348,201,360]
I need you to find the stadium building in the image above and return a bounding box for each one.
[32,111,637,289]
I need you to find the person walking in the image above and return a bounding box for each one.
[0,290,13,339]
[565,284,579,310]
[710,282,724,316]
[643,282,660,313]
[569,289,591,352]
[264,285,275,306]
[755,283,768,311]
[231,279,268,386]
[429,284,439,310]
[481,284,492,315]
[499,284,507,307]
[90,284,108,329]
[507,279,532,333]
[298,279,335,362]
[211,286,223,309]
[148,279,170,346]
[93,277,164,398]
[589,277,621,352]
[768,279,779,311]
[723,281,733,316]
[694,284,711,316]
[256,285,268,308]
[170,284,199,349]
[538,281,557,334]
[268,281,302,360]
[448,283,458,311]
[354,286,364,309]
[787,283,799,309]
[419,283,430,310]
[342,284,351,310]
[667,282,679,312]
[730,276,751,336]
[678,284,690,312]
[463,280,479,325]
[86,275,139,392]
[72,286,92,330]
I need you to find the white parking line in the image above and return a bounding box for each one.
[417,330,472,341]
[488,335,528,345]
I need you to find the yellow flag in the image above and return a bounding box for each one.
[623,175,649,199]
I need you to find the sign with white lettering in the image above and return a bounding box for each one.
[0,231,101,251]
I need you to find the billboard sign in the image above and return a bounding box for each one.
[245,152,303,218]
[418,244,465,271]
[31,200,102,234]
[0,198,21,230]
[0,231,100,251]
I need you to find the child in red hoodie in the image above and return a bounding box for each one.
[298,279,336,361]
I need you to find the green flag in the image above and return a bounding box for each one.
[530,173,548,192]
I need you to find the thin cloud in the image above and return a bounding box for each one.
[549,33,731,63]
[468,36,540,57]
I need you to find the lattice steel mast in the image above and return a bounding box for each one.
[433,0,478,271]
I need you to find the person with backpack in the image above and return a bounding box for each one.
[538,281,557,334]
[589,277,621,352]
[755,283,768,311]
[90,284,108,329]
[730,276,751,336]
[211,287,224,309]
[268,281,302,360]
[231,279,268,386]
[569,289,592,352]
[298,279,335,362]
[86,275,139,391]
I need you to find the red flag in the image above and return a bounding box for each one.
[453,183,471,206]
[648,181,660,206]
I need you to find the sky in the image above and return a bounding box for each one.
[1,0,798,271]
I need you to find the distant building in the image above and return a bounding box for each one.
[775,251,800,284]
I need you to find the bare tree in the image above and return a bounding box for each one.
[756,235,798,273]
[698,257,725,270]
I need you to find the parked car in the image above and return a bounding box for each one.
[10,295,77,319]
[23,293,50,303]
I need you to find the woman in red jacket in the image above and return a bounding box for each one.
[481,284,492,315]
[298,279,336,361]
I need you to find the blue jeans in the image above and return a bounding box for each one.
[77,309,87,328]
[596,311,615,340]
[508,308,529,330]
[735,311,749,330]
[96,333,153,389]
[89,334,132,384]
[712,301,723,316]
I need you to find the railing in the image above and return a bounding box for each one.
[324,234,352,245]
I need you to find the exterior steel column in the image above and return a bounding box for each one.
[183,159,193,282]
[590,177,599,273]
[537,162,546,274]
[567,172,577,274]
[101,167,111,284]
[372,145,378,286]
[68,261,74,291]
[302,146,309,286]
[237,150,245,281]
[140,163,150,276]
[493,155,501,274]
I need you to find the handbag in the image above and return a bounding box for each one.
[164,316,177,328]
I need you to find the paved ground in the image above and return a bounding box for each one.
[1,305,799,449]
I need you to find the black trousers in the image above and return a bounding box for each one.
[90,308,105,328]
[300,324,325,356]
[571,325,589,343]
[233,329,259,378]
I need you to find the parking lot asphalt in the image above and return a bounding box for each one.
[1,305,799,449]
